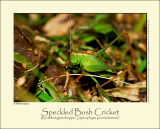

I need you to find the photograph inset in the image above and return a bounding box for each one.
[14,13,147,102]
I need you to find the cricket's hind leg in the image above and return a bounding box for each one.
[63,72,85,91]
[94,71,117,77]
[86,30,145,97]
[123,30,144,82]
[86,65,131,96]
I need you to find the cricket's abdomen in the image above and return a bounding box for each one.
[80,54,109,72]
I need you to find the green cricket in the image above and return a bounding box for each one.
[69,32,125,73]
[62,31,132,93]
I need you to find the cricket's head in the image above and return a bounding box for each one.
[70,52,80,65]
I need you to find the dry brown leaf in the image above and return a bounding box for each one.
[34,35,50,44]
[43,14,75,37]
[139,89,147,102]
[127,81,146,88]
[127,69,138,82]
[14,25,41,90]
[16,76,26,87]
[107,90,140,101]
[115,14,141,24]
[119,88,139,96]
[92,96,102,102]
[83,90,92,101]
[137,42,147,52]
[105,47,112,56]
[105,87,143,101]
[28,14,39,20]
[112,71,125,87]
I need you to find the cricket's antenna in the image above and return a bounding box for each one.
[51,15,73,82]
[69,15,72,56]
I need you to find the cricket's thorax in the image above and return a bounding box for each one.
[70,51,108,72]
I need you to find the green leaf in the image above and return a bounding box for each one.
[49,36,68,41]
[94,14,106,22]
[90,76,112,102]
[85,72,112,102]
[93,24,112,34]
[37,91,53,102]
[94,14,110,23]
[138,58,147,73]
[58,51,68,61]
[14,53,27,64]
[14,52,60,98]
[53,46,59,53]
[134,14,146,32]
[31,17,50,25]
[80,35,95,43]
[42,83,58,98]
[80,45,95,51]
[72,69,81,74]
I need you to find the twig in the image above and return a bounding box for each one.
[95,37,104,48]
[24,64,39,73]
[64,71,70,89]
